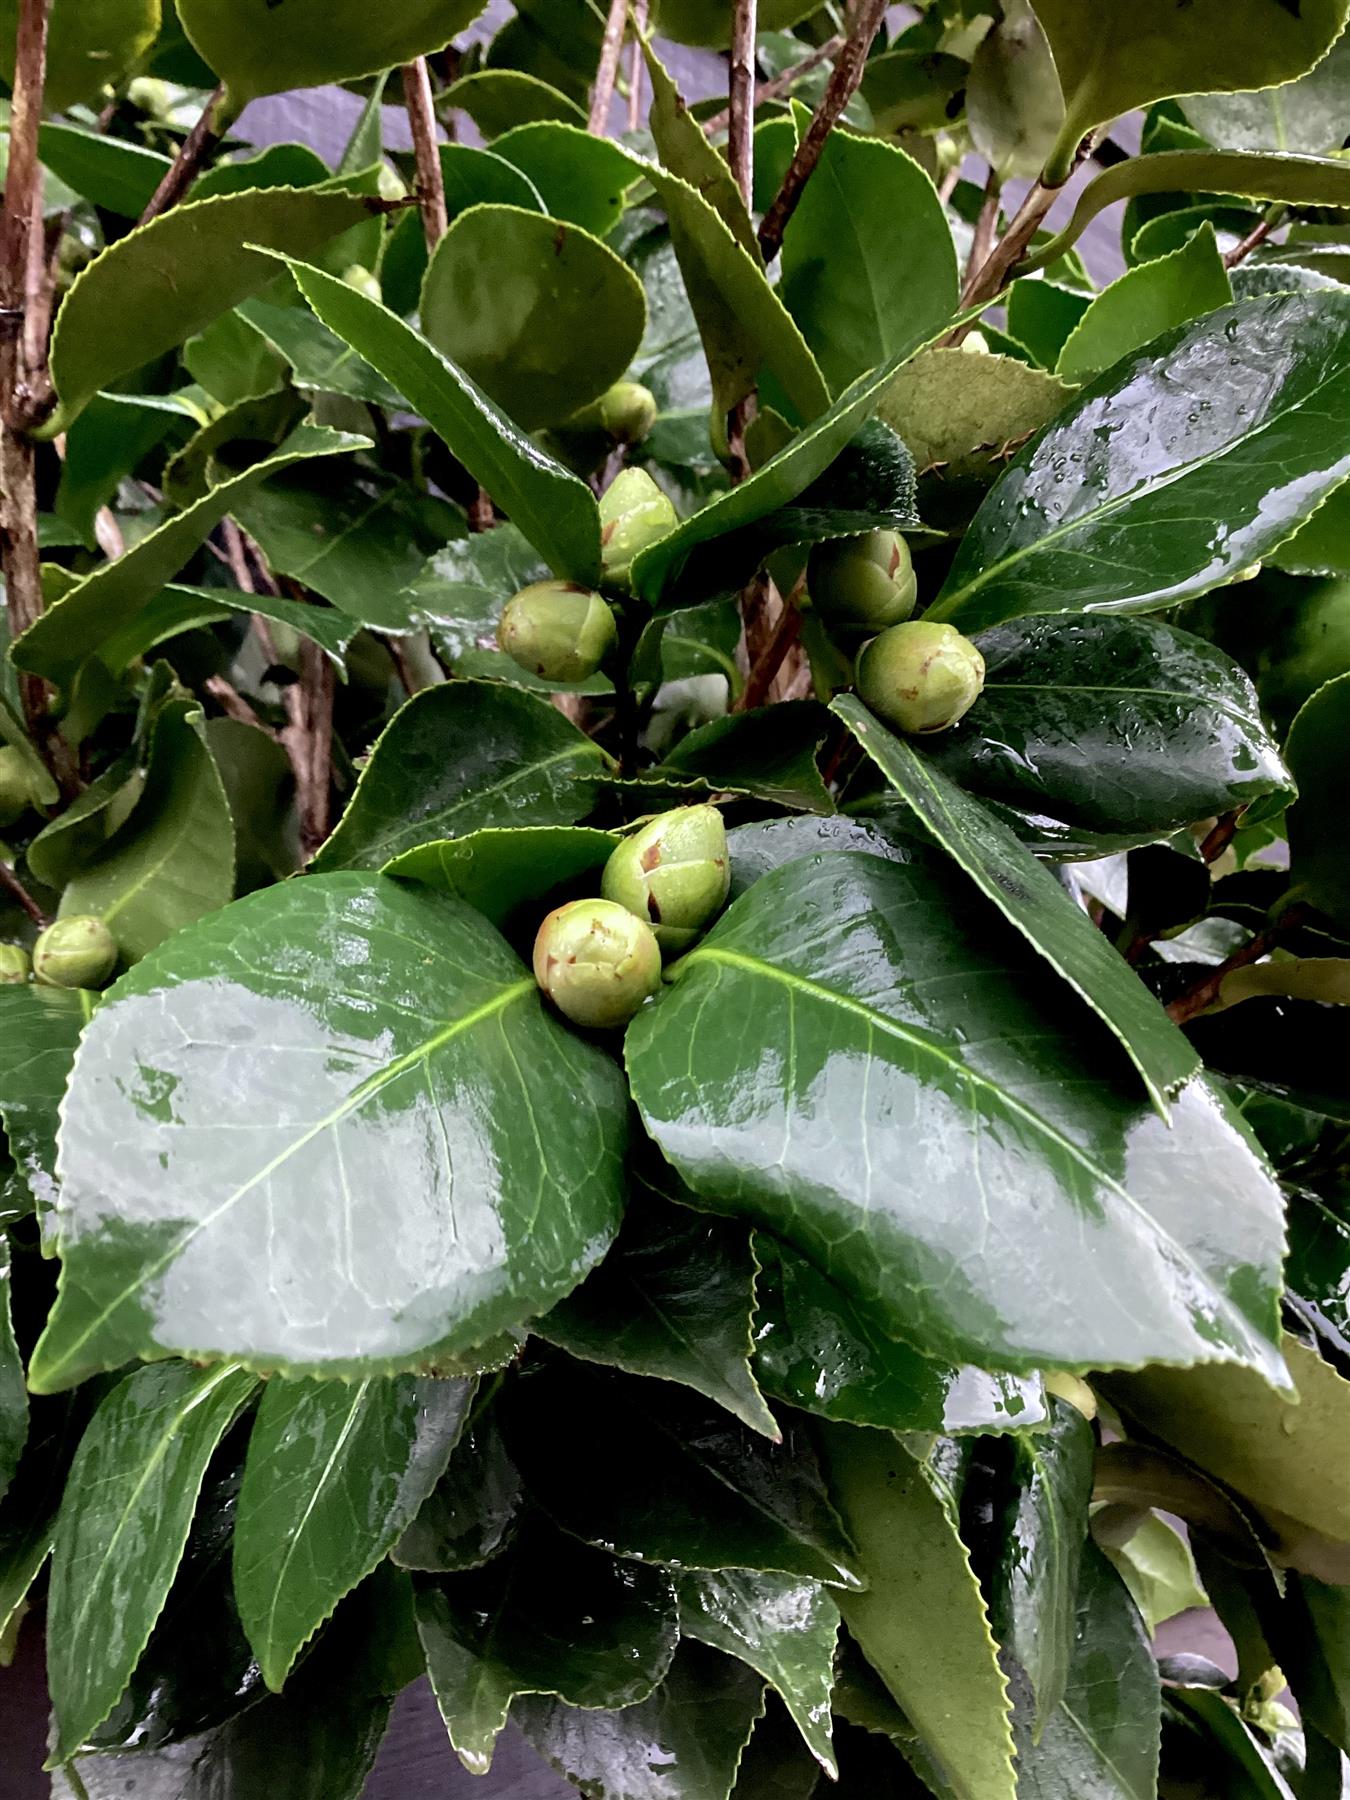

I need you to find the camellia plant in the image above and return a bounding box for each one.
[3,0,1350,1795]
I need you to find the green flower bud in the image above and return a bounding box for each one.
[498,581,618,683]
[33,915,118,991]
[533,899,662,1030]
[599,380,659,446]
[809,531,918,641]
[856,620,986,735]
[601,804,729,955]
[341,264,383,303]
[0,746,39,829]
[0,944,30,985]
[599,468,678,592]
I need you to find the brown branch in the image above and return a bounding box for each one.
[728,0,757,208]
[757,0,888,265]
[738,569,781,683]
[1224,213,1279,272]
[288,635,336,860]
[402,58,448,251]
[202,674,277,734]
[1165,906,1310,1027]
[736,588,801,712]
[0,859,48,927]
[589,0,630,134]
[627,0,649,131]
[138,84,226,224]
[964,168,1002,290]
[384,635,423,695]
[1200,810,1240,865]
[702,33,843,135]
[959,176,1065,311]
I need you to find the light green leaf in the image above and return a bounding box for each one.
[492,121,638,238]
[877,346,1069,480]
[28,875,628,1392]
[36,121,170,217]
[46,1361,258,1761]
[1058,224,1233,382]
[235,1374,473,1690]
[642,38,757,255]
[0,0,159,110]
[1099,1512,1208,1633]
[833,694,1200,1113]
[313,683,610,873]
[11,427,367,689]
[820,1424,1016,1800]
[968,0,1066,181]
[0,986,86,1225]
[54,392,198,549]
[442,69,588,139]
[1287,672,1350,929]
[1182,29,1350,154]
[626,849,1286,1379]
[235,297,405,408]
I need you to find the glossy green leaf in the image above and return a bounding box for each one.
[1283,1575,1350,1754]
[1183,29,1350,154]
[54,392,198,549]
[1014,1544,1162,1799]
[820,1423,1016,1800]
[967,0,1066,181]
[1005,282,1093,372]
[29,874,628,1392]
[679,1568,839,1775]
[1028,0,1350,172]
[1100,1512,1209,1634]
[275,255,603,582]
[386,826,618,932]
[98,582,357,679]
[1272,484,1350,578]
[46,188,377,432]
[650,0,816,46]
[235,297,405,408]
[642,38,757,255]
[877,347,1070,481]
[58,698,233,965]
[442,69,587,139]
[654,705,833,815]
[752,1234,1045,1436]
[834,695,1201,1112]
[732,1696,826,1800]
[1164,1686,1299,1800]
[417,1523,679,1774]
[483,0,602,110]
[0,0,159,110]
[236,465,457,634]
[923,614,1293,838]
[1288,673,1350,929]
[381,145,546,316]
[37,120,170,216]
[1057,223,1233,383]
[46,1361,258,1761]
[492,122,637,238]
[627,848,1285,1378]
[504,1361,862,1588]
[234,1373,470,1691]
[12,427,367,689]
[990,1397,1095,1735]
[538,1194,778,1439]
[931,295,1350,634]
[191,142,331,201]
[393,1382,523,1573]
[0,1246,25,1508]
[515,1641,766,1800]
[0,986,85,1223]
[0,1392,92,1665]
[780,129,958,394]
[421,205,647,432]
[313,683,611,873]
[175,0,488,104]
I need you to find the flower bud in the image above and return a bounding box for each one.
[599,468,678,592]
[533,899,662,1030]
[809,531,918,641]
[598,381,659,446]
[601,804,729,955]
[498,581,618,684]
[0,746,39,829]
[33,915,118,990]
[0,944,30,985]
[856,620,986,735]
[341,264,383,303]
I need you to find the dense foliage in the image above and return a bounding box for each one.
[1,1,1350,1795]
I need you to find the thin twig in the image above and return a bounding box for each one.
[728,0,757,208]
[702,33,843,135]
[402,58,448,251]
[202,674,277,734]
[1165,908,1309,1027]
[589,0,630,134]
[964,168,1002,290]
[0,860,47,927]
[738,569,780,682]
[1200,811,1240,865]
[959,176,1063,309]
[736,588,801,712]
[289,636,336,860]
[139,84,226,224]
[627,0,649,131]
[384,635,423,695]
[468,488,496,532]
[937,164,961,205]
[757,0,889,264]
[1224,212,1279,272]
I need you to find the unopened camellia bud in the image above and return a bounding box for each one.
[32,915,118,991]
[341,264,383,303]
[602,804,729,955]
[533,899,662,1030]
[0,944,30,985]
[809,530,918,641]
[0,746,38,829]
[599,468,678,592]
[599,380,659,446]
[856,620,986,735]
[498,581,617,683]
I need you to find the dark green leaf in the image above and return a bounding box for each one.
[0,1243,25,1507]
[313,683,611,873]
[0,985,85,1223]
[55,391,196,548]
[393,1382,523,1573]
[655,704,833,815]
[1164,1686,1298,1800]
[204,719,298,895]
[968,0,1066,182]
[504,1361,862,1588]
[386,826,618,932]
[931,295,1350,634]
[538,1194,778,1438]
[0,1392,95,1662]
[1283,1574,1350,1754]
[732,1696,827,1800]
[627,849,1285,1378]
[47,1361,258,1761]
[1272,484,1350,579]
[0,0,157,110]
[990,1397,1095,1734]
[752,1234,1046,1436]
[924,614,1292,838]
[833,694,1201,1113]
[98,583,358,678]
[679,1568,839,1775]
[235,297,406,407]
[877,347,1069,494]
[442,69,588,138]
[235,1373,473,1690]
[276,254,603,581]
[819,1424,1017,1800]
[1182,29,1350,154]
[515,1641,765,1800]
[492,121,637,238]
[1288,673,1350,929]
[416,1522,679,1774]
[1005,282,1093,372]
[36,121,171,216]
[29,874,628,1391]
